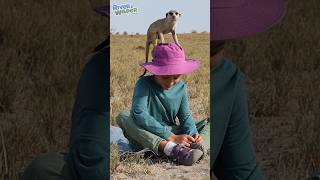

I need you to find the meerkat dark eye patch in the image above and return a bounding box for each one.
[175,12,179,15]
[169,12,174,16]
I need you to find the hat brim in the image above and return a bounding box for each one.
[95,5,110,17]
[141,59,199,75]
[211,0,285,41]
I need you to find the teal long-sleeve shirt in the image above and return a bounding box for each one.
[131,76,198,139]
[211,58,264,179]
[67,46,109,180]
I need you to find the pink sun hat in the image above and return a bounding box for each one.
[94,5,109,17]
[141,43,199,75]
[211,0,285,41]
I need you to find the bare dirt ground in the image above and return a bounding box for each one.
[111,154,210,180]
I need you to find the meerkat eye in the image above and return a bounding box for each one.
[169,12,174,16]
[175,12,179,15]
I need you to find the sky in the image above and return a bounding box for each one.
[110,0,210,34]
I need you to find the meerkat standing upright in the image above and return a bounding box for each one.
[141,10,182,76]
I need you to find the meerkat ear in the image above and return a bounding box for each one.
[166,13,168,17]
[179,13,182,17]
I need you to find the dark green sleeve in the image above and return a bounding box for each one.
[67,46,109,180]
[211,59,264,180]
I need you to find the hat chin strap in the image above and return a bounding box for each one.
[93,39,108,52]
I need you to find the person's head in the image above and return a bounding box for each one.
[210,0,285,68]
[89,0,110,34]
[154,74,182,90]
[141,43,199,90]
[89,1,109,51]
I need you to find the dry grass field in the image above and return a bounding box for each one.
[110,33,210,179]
[0,0,319,179]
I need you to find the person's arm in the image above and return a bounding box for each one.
[68,47,108,180]
[177,85,198,136]
[213,68,263,179]
[131,78,173,140]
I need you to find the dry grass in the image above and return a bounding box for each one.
[110,144,156,179]
[110,144,211,180]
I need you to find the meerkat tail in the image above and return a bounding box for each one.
[141,41,150,77]
[145,41,150,62]
[140,69,147,77]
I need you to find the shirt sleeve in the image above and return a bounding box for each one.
[177,85,198,135]
[216,73,263,179]
[131,78,173,139]
[68,47,108,180]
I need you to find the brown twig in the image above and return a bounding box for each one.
[0,125,8,175]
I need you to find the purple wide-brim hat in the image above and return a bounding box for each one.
[141,43,199,75]
[95,5,109,17]
[141,59,199,75]
[211,0,285,41]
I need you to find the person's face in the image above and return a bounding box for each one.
[154,74,182,90]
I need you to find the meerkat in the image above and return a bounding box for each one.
[141,10,182,76]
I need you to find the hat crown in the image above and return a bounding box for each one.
[152,43,186,65]
[141,43,199,75]
[210,0,285,41]
[212,0,245,8]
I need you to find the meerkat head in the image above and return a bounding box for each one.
[165,10,181,22]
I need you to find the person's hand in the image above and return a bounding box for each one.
[168,134,195,147]
[193,134,202,143]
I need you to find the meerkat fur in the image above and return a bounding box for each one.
[141,10,182,77]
